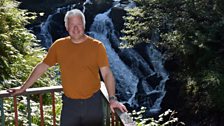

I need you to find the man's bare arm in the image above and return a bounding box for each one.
[7,62,50,96]
[100,66,127,113]
[100,66,116,98]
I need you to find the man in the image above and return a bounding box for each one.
[7,9,127,126]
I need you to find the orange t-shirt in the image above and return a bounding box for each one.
[43,35,109,99]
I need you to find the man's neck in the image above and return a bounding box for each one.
[70,34,87,44]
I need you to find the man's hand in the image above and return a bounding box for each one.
[109,100,128,113]
[7,87,25,96]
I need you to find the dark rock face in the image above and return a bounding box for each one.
[16,0,83,25]
[109,7,126,35]
[84,0,113,31]
[16,0,113,31]
[134,43,155,70]
[17,0,83,13]
[120,0,130,4]
[146,74,162,88]
[161,76,183,110]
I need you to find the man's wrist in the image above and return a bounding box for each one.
[20,85,28,92]
[109,96,117,101]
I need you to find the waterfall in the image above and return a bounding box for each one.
[145,44,169,114]
[88,9,139,103]
[38,15,53,48]
[87,9,169,114]
[34,0,169,115]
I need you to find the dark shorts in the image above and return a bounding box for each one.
[60,90,104,126]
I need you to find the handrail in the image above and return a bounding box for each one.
[0,82,136,126]
[0,86,63,98]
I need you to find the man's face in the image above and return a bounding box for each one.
[66,15,85,40]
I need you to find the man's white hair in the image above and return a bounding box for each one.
[64,9,86,29]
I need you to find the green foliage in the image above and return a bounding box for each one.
[130,107,185,126]
[121,7,150,46]
[185,69,224,114]
[0,0,58,89]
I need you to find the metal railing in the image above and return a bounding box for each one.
[0,83,136,126]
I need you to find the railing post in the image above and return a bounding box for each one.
[39,94,44,126]
[111,113,115,126]
[13,96,19,126]
[51,92,56,126]
[116,114,120,126]
[27,95,32,126]
[0,98,5,126]
[102,94,110,126]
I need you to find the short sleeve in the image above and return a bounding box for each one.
[42,44,57,67]
[97,43,109,67]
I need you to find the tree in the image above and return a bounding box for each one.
[0,0,58,89]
